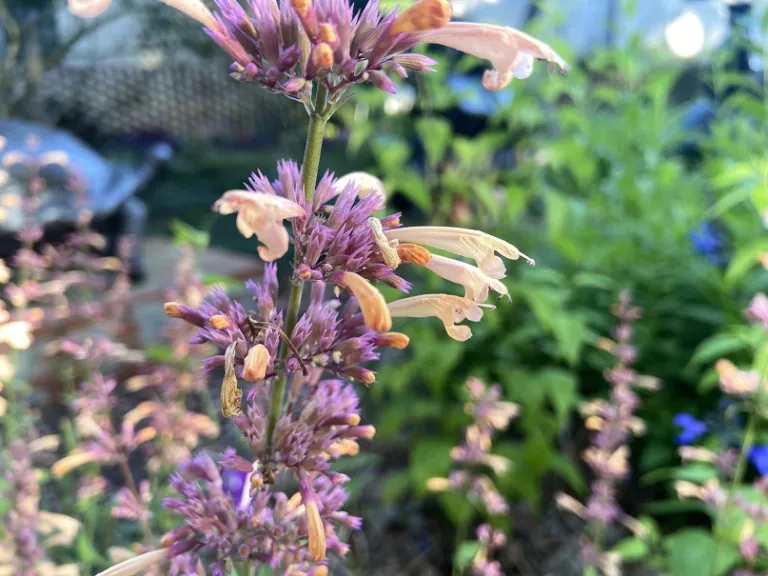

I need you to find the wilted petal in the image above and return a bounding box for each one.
[423,254,508,302]
[419,22,567,91]
[221,342,242,418]
[367,217,400,268]
[385,226,532,279]
[387,294,492,341]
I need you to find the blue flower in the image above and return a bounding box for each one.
[673,413,708,445]
[689,221,726,266]
[221,468,247,501]
[749,445,768,476]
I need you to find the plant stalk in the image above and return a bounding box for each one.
[118,454,154,544]
[265,84,329,451]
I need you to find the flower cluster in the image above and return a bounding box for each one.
[86,0,568,574]
[1,437,81,576]
[470,523,506,576]
[427,378,517,516]
[556,291,660,574]
[74,0,566,101]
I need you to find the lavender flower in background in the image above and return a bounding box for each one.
[556,291,660,575]
[427,378,517,518]
[1,437,81,576]
[673,413,708,445]
[470,524,506,576]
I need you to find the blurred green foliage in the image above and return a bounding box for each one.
[336,14,768,559]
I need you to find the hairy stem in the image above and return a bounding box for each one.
[118,454,154,544]
[265,83,329,451]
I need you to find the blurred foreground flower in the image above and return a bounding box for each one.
[72,0,566,101]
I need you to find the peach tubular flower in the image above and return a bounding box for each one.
[213,191,306,262]
[385,226,533,279]
[419,22,567,91]
[387,294,492,341]
[96,548,169,576]
[338,271,392,332]
[423,254,509,302]
[157,0,218,29]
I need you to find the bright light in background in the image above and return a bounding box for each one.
[383,85,416,116]
[665,10,706,58]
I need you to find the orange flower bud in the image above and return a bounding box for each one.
[291,0,310,17]
[306,500,327,561]
[164,302,183,318]
[312,43,334,69]
[210,314,231,330]
[390,0,451,36]
[340,272,391,332]
[319,23,336,44]
[397,243,432,265]
[376,332,410,350]
[243,344,270,382]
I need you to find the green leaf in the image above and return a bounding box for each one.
[612,537,649,561]
[380,471,411,504]
[453,541,481,572]
[550,312,589,365]
[415,117,453,167]
[688,332,749,366]
[409,439,453,496]
[725,238,768,287]
[571,272,616,290]
[390,170,431,214]
[664,529,740,576]
[75,532,105,567]
[170,219,210,250]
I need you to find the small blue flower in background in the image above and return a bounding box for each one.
[674,413,708,445]
[749,445,768,476]
[689,221,727,266]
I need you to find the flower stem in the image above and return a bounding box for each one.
[118,453,154,544]
[265,83,329,451]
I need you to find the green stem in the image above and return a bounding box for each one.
[118,454,154,545]
[265,84,329,451]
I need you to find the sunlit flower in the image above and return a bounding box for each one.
[0,321,33,350]
[336,172,386,204]
[423,254,509,302]
[388,294,493,341]
[213,190,306,261]
[419,21,567,91]
[243,343,270,381]
[385,226,533,279]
